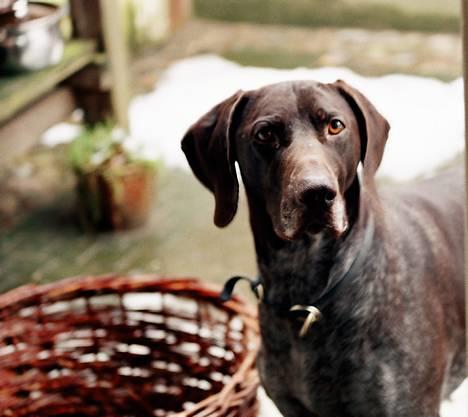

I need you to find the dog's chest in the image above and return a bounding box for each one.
[258,317,363,417]
[258,312,318,408]
[258,312,390,416]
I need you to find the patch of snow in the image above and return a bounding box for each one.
[129,55,464,181]
[440,379,468,417]
[41,122,82,147]
[42,55,464,181]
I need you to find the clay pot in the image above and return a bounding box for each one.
[76,164,155,232]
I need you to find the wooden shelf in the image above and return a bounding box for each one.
[0,39,96,124]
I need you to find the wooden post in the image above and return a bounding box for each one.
[69,0,104,50]
[68,0,112,123]
[461,0,468,367]
[99,0,131,131]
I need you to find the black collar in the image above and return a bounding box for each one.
[220,214,375,336]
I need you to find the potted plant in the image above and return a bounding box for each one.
[68,123,157,232]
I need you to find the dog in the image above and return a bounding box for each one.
[181,80,465,417]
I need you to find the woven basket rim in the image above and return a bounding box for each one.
[0,274,258,323]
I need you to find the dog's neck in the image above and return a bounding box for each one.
[246,176,371,308]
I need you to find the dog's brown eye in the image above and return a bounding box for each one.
[328,119,345,135]
[254,126,276,144]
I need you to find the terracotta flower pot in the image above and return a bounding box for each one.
[76,163,155,232]
[68,124,157,232]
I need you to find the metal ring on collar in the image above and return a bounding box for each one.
[289,305,322,337]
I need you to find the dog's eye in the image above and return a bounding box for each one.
[328,119,345,135]
[254,125,276,145]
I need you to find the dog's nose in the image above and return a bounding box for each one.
[299,181,337,207]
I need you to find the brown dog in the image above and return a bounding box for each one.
[181,80,465,417]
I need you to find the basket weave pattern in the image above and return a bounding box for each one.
[0,275,260,417]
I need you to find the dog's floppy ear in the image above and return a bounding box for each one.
[333,80,390,188]
[181,91,247,227]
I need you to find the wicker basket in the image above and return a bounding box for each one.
[0,275,260,417]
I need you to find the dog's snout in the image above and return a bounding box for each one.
[299,181,337,207]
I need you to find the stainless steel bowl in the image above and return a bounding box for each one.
[0,2,67,73]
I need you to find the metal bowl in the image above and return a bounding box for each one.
[0,2,67,73]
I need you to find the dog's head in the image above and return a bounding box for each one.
[182,80,389,241]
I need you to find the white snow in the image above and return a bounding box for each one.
[128,54,464,181]
[440,380,468,417]
[42,54,464,181]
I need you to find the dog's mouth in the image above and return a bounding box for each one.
[274,196,348,241]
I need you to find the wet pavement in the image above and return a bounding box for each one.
[0,18,463,294]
